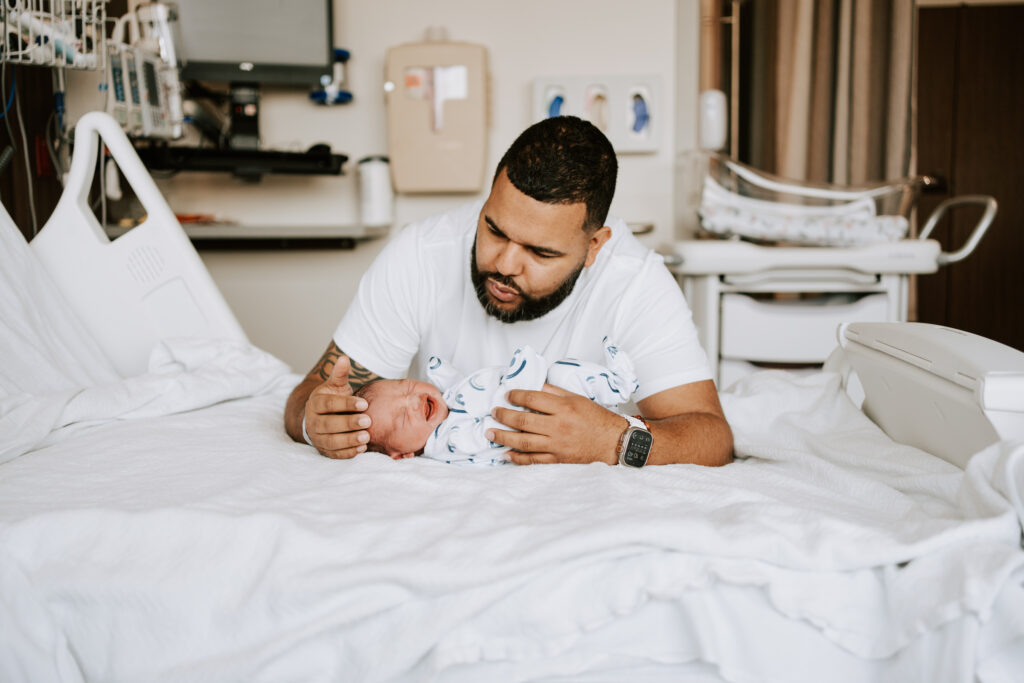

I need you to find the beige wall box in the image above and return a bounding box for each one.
[385,40,489,193]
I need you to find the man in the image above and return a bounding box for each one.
[285,116,732,466]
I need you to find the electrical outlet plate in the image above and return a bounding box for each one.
[532,75,662,154]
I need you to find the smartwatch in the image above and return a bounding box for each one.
[617,415,653,468]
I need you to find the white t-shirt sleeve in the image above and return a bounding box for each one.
[615,254,712,401]
[333,225,427,378]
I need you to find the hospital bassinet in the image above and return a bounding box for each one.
[668,152,998,388]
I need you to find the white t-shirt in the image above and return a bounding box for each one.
[335,201,711,402]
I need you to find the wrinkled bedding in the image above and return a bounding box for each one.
[3,208,1023,682]
[2,356,1022,682]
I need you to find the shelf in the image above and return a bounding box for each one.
[135,145,348,180]
[104,222,388,250]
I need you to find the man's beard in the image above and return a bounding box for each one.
[470,240,585,324]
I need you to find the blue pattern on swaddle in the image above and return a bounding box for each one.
[545,336,638,408]
[422,339,638,466]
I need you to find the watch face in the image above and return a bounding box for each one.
[622,429,652,467]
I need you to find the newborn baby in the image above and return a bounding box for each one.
[357,338,638,465]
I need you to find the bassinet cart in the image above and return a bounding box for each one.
[667,152,998,388]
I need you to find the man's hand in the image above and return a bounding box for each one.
[300,355,373,459]
[286,342,384,458]
[488,385,624,465]
[488,379,734,467]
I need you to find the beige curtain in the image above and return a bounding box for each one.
[756,0,915,185]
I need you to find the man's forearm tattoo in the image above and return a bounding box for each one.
[345,357,379,391]
[313,343,380,391]
[314,344,343,382]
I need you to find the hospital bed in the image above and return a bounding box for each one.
[2,113,1024,682]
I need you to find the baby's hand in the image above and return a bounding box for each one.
[389,453,416,460]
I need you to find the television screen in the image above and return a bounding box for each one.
[175,0,333,86]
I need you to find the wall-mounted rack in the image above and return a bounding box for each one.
[1,0,107,69]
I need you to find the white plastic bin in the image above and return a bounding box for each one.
[720,292,890,363]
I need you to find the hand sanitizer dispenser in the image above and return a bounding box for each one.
[384,37,489,193]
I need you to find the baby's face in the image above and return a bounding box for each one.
[365,379,450,458]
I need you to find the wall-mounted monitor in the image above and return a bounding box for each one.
[174,0,333,86]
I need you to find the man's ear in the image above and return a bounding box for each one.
[584,226,613,268]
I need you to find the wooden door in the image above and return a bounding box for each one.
[916,4,1024,351]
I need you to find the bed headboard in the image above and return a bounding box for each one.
[829,322,1024,468]
[29,112,246,378]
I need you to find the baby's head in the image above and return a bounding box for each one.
[356,379,450,459]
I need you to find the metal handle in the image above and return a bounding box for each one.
[918,195,998,266]
[661,252,682,267]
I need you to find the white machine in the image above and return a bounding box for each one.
[669,153,998,388]
[106,6,182,139]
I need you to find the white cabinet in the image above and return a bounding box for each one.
[719,292,892,362]
[666,241,928,389]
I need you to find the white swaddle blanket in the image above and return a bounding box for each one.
[422,338,638,465]
[699,176,909,246]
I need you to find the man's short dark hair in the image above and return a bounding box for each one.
[493,116,617,232]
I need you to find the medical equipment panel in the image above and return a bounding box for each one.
[107,5,182,139]
[107,46,136,131]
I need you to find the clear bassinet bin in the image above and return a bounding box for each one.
[678,151,923,247]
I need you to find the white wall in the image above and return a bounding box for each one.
[70,0,701,372]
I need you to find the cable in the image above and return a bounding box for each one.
[13,74,38,235]
[0,146,14,174]
[0,73,15,119]
[0,66,16,153]
[45,110,64,179]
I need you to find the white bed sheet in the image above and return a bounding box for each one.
[2,348,1023,682]
[5,121,1023,682]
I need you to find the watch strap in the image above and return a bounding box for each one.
[623,415,646,431]
[617,415,653,467]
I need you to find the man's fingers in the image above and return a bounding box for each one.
[487,427,546,454]
[308,412,371,437]
[504,389,565,414]
[312,425,370,450]
[307,392,368,416]
[319,444,368,460]
[540,383,571,397]
[491,406,536,431]
[325,355,353,390]
[509,452,557,466]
